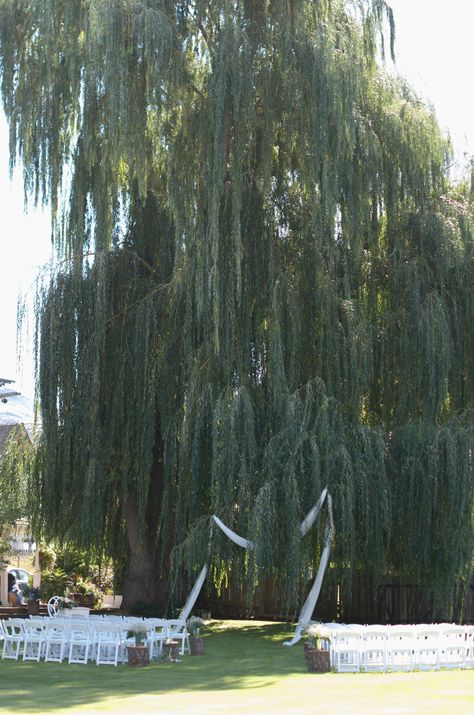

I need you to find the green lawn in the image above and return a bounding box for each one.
[0,620,472,714]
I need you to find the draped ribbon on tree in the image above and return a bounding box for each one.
[283,488,334,646]
[179,487,334,646]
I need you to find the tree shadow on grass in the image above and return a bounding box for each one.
[0,621,306,713]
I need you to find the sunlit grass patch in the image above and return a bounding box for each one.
[0,620,472,714]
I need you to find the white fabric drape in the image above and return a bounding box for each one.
[300,487,328,537]
[178,518,252,621]
[178,564,209,621]
[212,515,254,550]
[283,492,334,646]
[179,488,334,646]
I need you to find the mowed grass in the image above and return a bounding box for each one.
[0,620,472,714]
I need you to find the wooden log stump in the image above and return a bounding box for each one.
[127,645,150,667]
[304,645,331,673]
[190,636,204,656]
[162,640,180,662]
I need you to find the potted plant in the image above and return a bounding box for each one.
[62,595,80,609]
[72,580,100,607]
[186,615,206,656]
[128,622,148,647]
[23,585,41,615]
[303,623,331,673]
[126,623,150,666]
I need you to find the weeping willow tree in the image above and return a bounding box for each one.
[1,0,473,613]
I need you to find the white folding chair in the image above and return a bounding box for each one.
[23,619,46,662]
[2,619,25,660]
[44,620,69,663]
[101,615,124,623]
[166,619,190,655]
[463,625,474,669]
[95,623,122,666]
[438,625,466,670]
[123,617,145,630]
[68,622,93,665]
[413,626,440,671]
[332,627,361,673]
[144,619,170,659]
[63,607,90,619]
[322,622,345,668]
[360,626,389,672]
[388,626,417,672]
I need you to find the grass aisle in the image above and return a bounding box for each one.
[0,621,472,714]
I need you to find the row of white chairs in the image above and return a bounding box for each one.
[1,616,190,666]
[317,622,474,673]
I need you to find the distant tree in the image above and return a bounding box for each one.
[0,0,472,612]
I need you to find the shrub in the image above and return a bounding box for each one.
[39,569,73,601]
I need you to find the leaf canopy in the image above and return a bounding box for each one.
[1,0,473,610]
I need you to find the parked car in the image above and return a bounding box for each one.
[7,567,31,593]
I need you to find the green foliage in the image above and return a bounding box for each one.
[39,568,73,601]
[38,543,56,571]
[0,426,31,529]
[0,426,33,564]
[38,540,114,600]
[127,601,163,618]
[0,0,473,614]
[68,578,102,607]
[23,584,41,601]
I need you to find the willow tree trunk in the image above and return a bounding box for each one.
[122,433,168,608]
[122,496,163,608]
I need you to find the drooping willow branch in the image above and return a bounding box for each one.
[1,0,473,612]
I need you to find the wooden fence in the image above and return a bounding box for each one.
[197,570,474,624]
